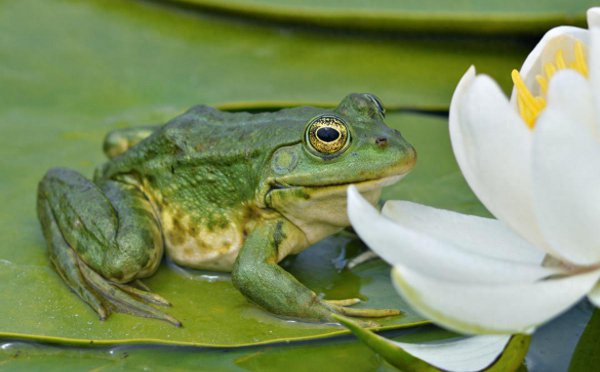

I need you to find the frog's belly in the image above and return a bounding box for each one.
[161,213,244,272]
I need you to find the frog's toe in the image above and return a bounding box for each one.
[77,262,182,327]
[324,298,361,306]
[346,250,379,269]
[324,295,401,318]
[50,246,110,320]
[325,299,401,319]
[336,315,380,328]
[334,306,401,318]
[114,282,172,307]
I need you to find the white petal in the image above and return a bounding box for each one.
[391,265,600,334]
[587,281,600,307]
[588,8,600,28]
[383,200,545,265]
[514,26,588,100]
[448,66,478,198]
[393,335,511,372]
[347,186,558,284]
[588,26,600,130]
[449,71,548,250]
[532,70,600,265]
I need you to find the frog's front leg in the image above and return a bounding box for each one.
[37,168,180,326]
[232,220,401,322]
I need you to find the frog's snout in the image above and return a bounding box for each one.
[405,143,417,170]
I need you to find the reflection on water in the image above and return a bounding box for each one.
[282,232,369,301]
[526,300,594,372]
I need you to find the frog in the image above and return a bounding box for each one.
[36,93,416,327]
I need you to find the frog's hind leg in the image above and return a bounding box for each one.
[37,167,181,326]
[103,125,159,159]
[37,196,109,319]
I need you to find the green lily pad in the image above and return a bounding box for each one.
[165,0,596,35]
[0,326,455,371]
[0,325,530,371]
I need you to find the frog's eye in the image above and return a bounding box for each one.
[306,115,349,155]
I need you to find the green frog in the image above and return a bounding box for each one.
[37,93,416,327]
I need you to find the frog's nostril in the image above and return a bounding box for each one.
[375,136,388,148]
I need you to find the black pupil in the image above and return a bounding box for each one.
[316,127,340,142]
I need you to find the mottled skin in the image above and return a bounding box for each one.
[37,93,416,326]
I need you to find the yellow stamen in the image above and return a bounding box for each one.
[512,40,589,129]
[555,50,566,69]
[544,63,557,79]
[535,74,548,94]
[574,41,589,77]
[512,69,545,128]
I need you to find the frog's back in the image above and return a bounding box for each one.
[101,105,321,177]
[159,105,318,158]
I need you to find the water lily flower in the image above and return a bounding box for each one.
[347,7,600,336]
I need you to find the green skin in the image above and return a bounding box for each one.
[37,93,416,327]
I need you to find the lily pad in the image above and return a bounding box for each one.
[0,326,455,371]
[165,0,596,35]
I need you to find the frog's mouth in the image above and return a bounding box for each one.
[265,173,406,201]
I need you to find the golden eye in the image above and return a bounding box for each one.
[306,115,349,155]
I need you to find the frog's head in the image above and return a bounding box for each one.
[260,93,416,244]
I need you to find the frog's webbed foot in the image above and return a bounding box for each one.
[76,261,181,327]
[323,299,401,318]
[46,213,181,326]
[37,168,181,327]
[114,280,172,307]
[322,298,401,327]
[325,298,361,306]
[42,200,180,326]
